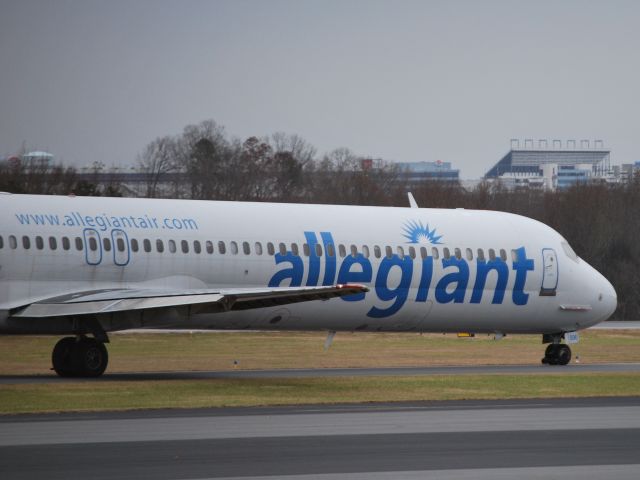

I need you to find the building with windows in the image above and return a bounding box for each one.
[396,160,460,182]
[485,139,611,190]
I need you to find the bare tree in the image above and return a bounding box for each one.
[176,120,232,200]
[308,149,403,205]
[137,135,178,198]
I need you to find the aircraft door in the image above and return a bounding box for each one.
[111,229,130,266]
[540,248,558,296]
[83,228,102,265]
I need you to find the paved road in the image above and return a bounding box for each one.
[2,362,640,384]
[1,397,639,479]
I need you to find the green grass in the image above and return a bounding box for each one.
[2,330,640,415]
[3,329,640,375]
[2,373,640,414]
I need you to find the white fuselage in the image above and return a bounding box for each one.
[0,194,617,335]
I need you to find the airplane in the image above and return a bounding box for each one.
[0,192,617,377]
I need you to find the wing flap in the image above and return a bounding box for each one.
[11,284,368,319]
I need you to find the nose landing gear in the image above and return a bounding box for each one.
[541,342,571,366]
[541,332,572,366]
[52,336,109,377]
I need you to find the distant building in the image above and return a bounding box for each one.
[485,139,611,190]
[614,162,640,183]
[22,151,54,168]
[0,151,55,170]
[396,160,460,182]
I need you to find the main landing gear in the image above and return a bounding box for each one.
[52,336,109,377]
[541,342,571,366]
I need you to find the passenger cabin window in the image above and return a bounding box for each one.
[374,245,381,258]
[466,248,473,261]
[206,240,214,254]
[339,244,346,258]
[397,246,404,258]
[89,237,98,251]
[22,236,31,249]
[9,235,17,249]
[130,238,139,252]
[0,236,3,249]
[511,249,518,262]
[291,243,299,256]
[243,241,250,255]
[218,241,226,254]
[420,247,428,259]
[303,243,310,256]
[49,236,57,250]
[408,246,416,259]
[181,240,189,254]
[62,237,70,251]
[278,243,286,256]
[488,248,496,261]
[431,247,439,259]
[168,240,177,253]
[500,249,507,262]
[143,239,152,253]
[103,238,111,251]
[156,239,164,253]
[326,243,335,257]
[350,245,358,258]
[385,246,393,259]
[443,247,451,259]
[254,242,262,255]
[315,243,323,257]
[267,242,274,255]
[116,237,125,252]
[194,240,202,254]
[454,248,462,260]
[362,245,370,258]
[35,236,44,250]
[477,248,485,261]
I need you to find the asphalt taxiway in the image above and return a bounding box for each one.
[1,397,639,479]
[1,362,640,384]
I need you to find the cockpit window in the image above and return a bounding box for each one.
[561,241,579,262]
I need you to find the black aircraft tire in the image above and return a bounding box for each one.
[544,344,558,358]
[556,344,572,366]
[78,338,108,377]
[52,337,79,377]
[544,344,559,366]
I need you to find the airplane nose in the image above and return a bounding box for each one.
[597,276,617,321]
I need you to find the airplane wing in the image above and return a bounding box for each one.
[11,284,369,319]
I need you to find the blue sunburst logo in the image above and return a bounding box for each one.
[402,220,443,245]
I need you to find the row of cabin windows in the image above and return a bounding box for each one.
[0,235,514,262]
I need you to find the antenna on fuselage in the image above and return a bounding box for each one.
[407,192,419,209]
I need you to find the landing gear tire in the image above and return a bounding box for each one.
[78,338,108,377]
[541,343,571,366]
[556,344,571,366]
[51,337,78,377]
[52,337,108,377]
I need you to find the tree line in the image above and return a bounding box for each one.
[2,119,639,320]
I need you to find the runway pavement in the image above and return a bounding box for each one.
[1,397,639,479]
[1,362,640,384]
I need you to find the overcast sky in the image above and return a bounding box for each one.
[1,0,639,178]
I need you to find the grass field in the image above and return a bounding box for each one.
[2,374,640,414]
[2,329,640,375]
[1,329,639,414]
